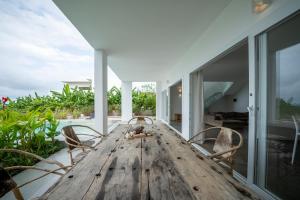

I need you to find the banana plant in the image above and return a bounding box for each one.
[44,109,60,143]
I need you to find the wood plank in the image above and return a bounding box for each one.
[158,123,259,200]
[140,129,196,200]
[43,124,260,200]
[83,135,142,200]
[44,125,125,200]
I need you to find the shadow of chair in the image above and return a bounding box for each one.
[61,125,104,165]
[0,149,70,200]
[188,127,243,174]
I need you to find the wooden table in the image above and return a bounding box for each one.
[43,124,258,200]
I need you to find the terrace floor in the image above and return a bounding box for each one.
[42,123,258,200]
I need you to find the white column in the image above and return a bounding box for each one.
[156,81,162,121]
[121,81,132,122]
[181,74,190,140]
[167,87,171,124]
[94,49,108,134]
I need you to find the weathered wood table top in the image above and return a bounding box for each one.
[43,123,258,200]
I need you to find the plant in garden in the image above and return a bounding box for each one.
[0,109,63,171]
[44,110,60,144]
[8,84,95,118]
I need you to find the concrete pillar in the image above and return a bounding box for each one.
[181,74,190,140]
[156,81,162,121]
[94,49,108,134]
[121,81,132,122]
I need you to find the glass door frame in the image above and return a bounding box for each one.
[247,33,281,200]
[249,11,300,200]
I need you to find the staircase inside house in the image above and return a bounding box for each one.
[204,82,233,110]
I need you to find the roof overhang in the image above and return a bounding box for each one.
[53,0,232,81]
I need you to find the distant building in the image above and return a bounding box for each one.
[62,79,92,90]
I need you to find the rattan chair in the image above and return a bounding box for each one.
[0,149,70,200]
[188,127,243,174]
[127,116,154,125]
[125,116,154,138]
[61,125,104,165]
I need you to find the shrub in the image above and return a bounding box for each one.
[0,109,63,171]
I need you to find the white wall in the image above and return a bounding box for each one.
[160,0,300,90]
[169,84,182,120]
[159,0,300,143]
[209,83,249,113]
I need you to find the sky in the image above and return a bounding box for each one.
[0,0,122,99]
[278,43,300,104]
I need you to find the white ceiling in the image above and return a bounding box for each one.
[202,42,248,82]
[53,0,232,81]
[202,41,248,95]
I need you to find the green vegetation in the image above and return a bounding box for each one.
[107,85,156,116]
[7,84,156,118]
[8,84,94,119]
[107,86,121,115]
[0,83,156,171]
[0,109,63,171]
[278,97,300,120]
[132,86,156,116]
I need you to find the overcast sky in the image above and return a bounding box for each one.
[0,0,122,99]
[278,43,300,104]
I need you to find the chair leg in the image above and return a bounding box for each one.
[12,188,24,200]
[229,157,234,175]
[291,134,299,165]
[69,151,74,165]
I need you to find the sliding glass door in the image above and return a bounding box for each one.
[256,12,300,199]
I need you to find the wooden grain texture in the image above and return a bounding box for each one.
[141,133,196,200]
[44,126,125,200]
[158,124,259,200]
[83,136,141,200]
[43,124,259,200]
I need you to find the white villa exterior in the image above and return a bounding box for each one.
[62,79,92,90]
[53,0,300,199]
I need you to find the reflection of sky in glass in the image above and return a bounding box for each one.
[278,43,300,105]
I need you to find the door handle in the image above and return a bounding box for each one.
[247,105,254,112]
[247,105,255,116]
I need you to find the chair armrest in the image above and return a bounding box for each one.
[189,138,216,145]
[208,146,241,159]
[5,166,66,176]
[0,149,67,172]
[128,116,153,125]
[76,133,102,139]
[67,125,104,137]
[64,137,96,150]
[16,166,71,189]
[188,127,221,143]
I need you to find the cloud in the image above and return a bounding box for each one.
[0,0,94,98]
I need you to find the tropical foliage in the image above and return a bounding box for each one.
[107,85,156,116]
[0,109,63,170]
[8,84,94,119]
[4,84,156,118]
[132,86,156,115]
[0,83,156,173]
[107,86,121,114]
